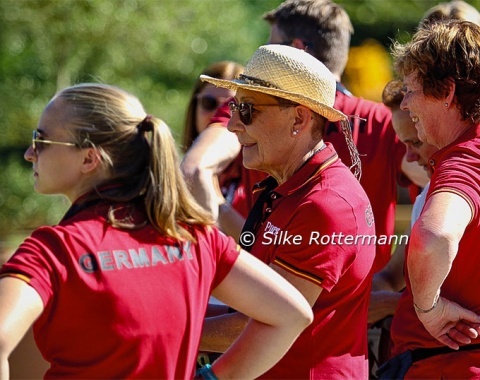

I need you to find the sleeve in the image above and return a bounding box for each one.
[0,227,65,306]
[272,191,371,292]
[430,150,480,218]
[202,226,240,288]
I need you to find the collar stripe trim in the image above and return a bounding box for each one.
[287,152,338,196]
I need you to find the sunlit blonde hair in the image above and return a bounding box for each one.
[392,20,480,124]
[57,83,213,241]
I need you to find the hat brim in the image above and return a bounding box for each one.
[200,75,347,122]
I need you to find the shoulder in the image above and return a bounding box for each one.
[436,139,480,170]
[293,183,371,227]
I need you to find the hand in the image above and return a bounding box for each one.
[416,296,480,349]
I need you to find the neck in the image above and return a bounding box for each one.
[437,121,473,149]
[272,141,325,185]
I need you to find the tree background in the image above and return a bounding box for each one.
[1,0,479,246]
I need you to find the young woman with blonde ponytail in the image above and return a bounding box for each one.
[0,83,312,380]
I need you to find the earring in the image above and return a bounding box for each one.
[445,102,449,107]
[292,130,299,136]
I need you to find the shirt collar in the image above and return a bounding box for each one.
[253,142,339,198]
[429,123,480,172]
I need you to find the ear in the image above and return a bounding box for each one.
[445,77,456,106]
[292,105,313,133]
[80,147,102,174]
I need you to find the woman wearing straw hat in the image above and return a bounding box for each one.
[199,44,376,379]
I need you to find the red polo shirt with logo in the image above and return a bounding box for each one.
[0,201,240,379]
[248,143,375,379]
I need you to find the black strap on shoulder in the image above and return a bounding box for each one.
[240,176,278,252]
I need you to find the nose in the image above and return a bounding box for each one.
[227,112,245,133]
[400,97,409,111]
[24,145,36,163]
[405,146,420,163]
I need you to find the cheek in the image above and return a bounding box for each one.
[261,133,291,160]
[42,153,81,182]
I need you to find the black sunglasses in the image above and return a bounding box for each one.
[228,101,297,125]
[196,94,228,112]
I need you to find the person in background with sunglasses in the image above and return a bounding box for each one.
[0,83,315,379]
[181,61,244,153]
[199,44,376,379]
[181,60,255,371]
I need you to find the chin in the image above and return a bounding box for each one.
[242,152,258,169]
[243,160,258,171]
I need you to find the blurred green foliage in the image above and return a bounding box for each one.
[1,0,479,240]
[0,153,68,234]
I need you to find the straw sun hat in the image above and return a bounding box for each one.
[200,44,347,122]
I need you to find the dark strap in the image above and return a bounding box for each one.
[411,343,480,363]
[240,176,278,252]
[239,146,330,252]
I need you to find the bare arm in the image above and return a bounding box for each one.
[409,192,470,308]
[408,192,480,348]
[203,253,314,379]
[217,202,246,242]
[371,224,408,293]
[181,125,241,219]
[368,226,408,324]
[0,277,44,380]
[201,261,320,353]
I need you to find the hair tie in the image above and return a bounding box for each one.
[137,115,154,132]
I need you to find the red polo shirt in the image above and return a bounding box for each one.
[249,144,375,379]
[0,200,240,379]
[390,124,480,376]
[325,90,407,272]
